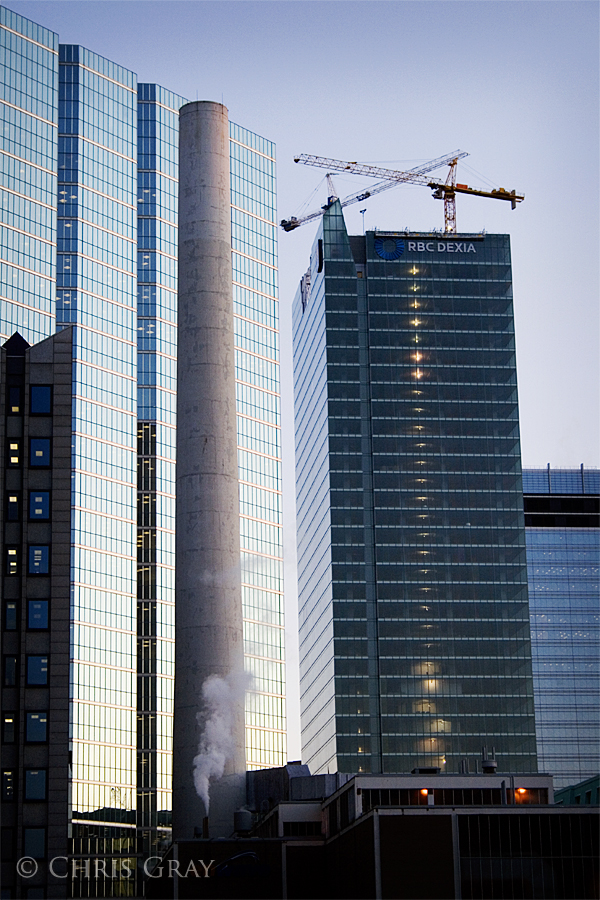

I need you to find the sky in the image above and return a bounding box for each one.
[7,0,599,759]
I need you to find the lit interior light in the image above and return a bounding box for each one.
[414,352,422,361]
[411,319,421,326]
[420,789,429,796]
[517,788,527,795]
[414,370,422,379]
[410,267,419,275]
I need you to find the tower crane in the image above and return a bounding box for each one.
[281,152,524,234]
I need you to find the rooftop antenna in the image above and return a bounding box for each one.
[360,208,367,233]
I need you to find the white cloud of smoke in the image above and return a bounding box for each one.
[192,670,250,815]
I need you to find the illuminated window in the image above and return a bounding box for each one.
[28,546,50,575]
[29,492,50,520]
[29,439,51,467]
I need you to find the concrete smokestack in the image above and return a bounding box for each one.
[173,101,246,840]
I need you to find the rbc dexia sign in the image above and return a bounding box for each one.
[407,241,477,253]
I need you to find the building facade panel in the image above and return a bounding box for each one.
[0,7,58,344]
[524,466,600,788]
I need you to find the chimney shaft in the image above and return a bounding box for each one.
[173,101,246,839]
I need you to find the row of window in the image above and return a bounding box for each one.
[5,599,49,630]
[3,654,48,685]
[6,491,50,520]
[2,768,47,801]
[6,438,51,467]
[2,711,47,742]
[6,545,50,575]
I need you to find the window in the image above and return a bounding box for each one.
[7,439,21,466]
[2,714,16,743]
[25,712,47,743]
[29,439,51,467]
[23,828,45,859]
[7,385,22,414]
[30,386,52,415]
[25,770,46,801]
[3,657,17,686]
[4,601,17,630]
[5,547,19,576]
[28,546,49,575]
[29,492,50,520]
[1,770,15,801]
[6,493,20,521]
[26,656,48,686]
[1,827,14,860]
[28,600,49,630]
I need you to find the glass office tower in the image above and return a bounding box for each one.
[56,44,139,881]
[136,82,184,861]
[0,6,58,343]
[524,465,600,788]
[230,122,286,769]
[293,202,537,775]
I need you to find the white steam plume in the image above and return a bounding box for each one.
[192,670,250,815]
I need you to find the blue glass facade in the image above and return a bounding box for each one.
[524,466,600,788]
[294,205,537,776]
[230,122,286,769]
[0,7,58,343]
[56,44,139,878]
[136,82,184,859]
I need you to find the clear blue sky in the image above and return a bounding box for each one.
[7,0,599,757]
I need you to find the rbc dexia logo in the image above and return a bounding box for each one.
[374,236,405,260]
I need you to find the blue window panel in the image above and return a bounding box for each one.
[30,385,52,414]
[25,713,47,742]
[23,827,45,858]
[28,546,49,575]
[25,770,46,801]
[7,386,22,414]
[5,602,17,631]
[29,492,50,520]
[26,656,48,686]
[29,439,51,467]
[28,601,49,630]
[6,493,20,521]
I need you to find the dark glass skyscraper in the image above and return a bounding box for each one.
[524,465,599,788]
[293,202,537,775]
